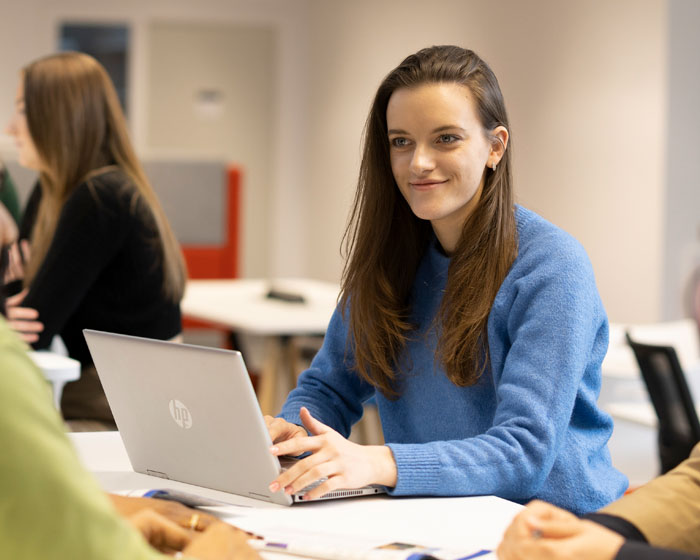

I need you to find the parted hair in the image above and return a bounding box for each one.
[341,45,518,398]
[22,52,186,301]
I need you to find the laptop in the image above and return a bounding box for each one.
[83,329,385,506]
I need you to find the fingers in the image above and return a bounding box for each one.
[269,449,334,496]
[264,415,307,444]
[519,500,580,539]
[7,305,40,320]
[150,498,218,531]
[7,304,44,344]
[299,406,329,436]
[4,243,25,284]
[110,494,218,532]
[128,508,193,553]
[183,522,261,560]
[5,287,28,307]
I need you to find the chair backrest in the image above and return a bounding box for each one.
[625,332,700,473]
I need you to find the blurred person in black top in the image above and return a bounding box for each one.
[4,52,186,427]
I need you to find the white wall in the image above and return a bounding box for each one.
[302,0,668,323]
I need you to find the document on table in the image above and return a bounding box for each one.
[216,496,514,560]
[247,526,493,560]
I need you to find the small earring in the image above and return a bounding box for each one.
[491,162,497,171]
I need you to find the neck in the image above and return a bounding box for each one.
[431,185,483,255]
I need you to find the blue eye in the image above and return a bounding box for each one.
[437,134,459,144]
[390,137,410,147]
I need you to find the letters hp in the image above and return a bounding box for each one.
[169,399,193,429]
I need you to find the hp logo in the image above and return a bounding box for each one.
[169,399,193,429]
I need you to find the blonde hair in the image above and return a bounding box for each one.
[22,52,186,301]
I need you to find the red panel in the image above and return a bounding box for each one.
[181,166,241,279]
[181,166,241,347]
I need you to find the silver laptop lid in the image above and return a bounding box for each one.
[83,329,292,506]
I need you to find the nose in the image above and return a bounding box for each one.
[409,144,435,175]
[5,114,17,136]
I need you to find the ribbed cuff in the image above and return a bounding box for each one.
[386,443,442,495]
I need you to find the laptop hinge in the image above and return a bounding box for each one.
[146,469,170,479]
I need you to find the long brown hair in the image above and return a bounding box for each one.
[22,52,186,301]
[341,45,517,398]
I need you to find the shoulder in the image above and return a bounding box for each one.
[512,205,594,277]
[65,168,144,220]
[74,167,137,204]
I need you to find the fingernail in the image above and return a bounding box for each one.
[269,446,278,453]
[269,482,279,492]
[285,486,294,495]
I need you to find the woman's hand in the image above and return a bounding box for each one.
[183,522,261,560]
[126,508,192,553]
[264,414,308,444]
[267,406,397,500]
[0,203,17,247]
[110,494,218,531]
[4,289,43,343]
[497,500,625,560]
[126,508,260,559]
[3,239,29,284]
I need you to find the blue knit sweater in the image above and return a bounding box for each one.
[280,206,627,514]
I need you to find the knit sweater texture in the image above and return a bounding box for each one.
[20,168,181,365]
[280,205,627,514]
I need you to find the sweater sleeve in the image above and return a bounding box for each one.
[387,230,612,501]
[279,305,375,437]
[600,443,700,555]
[615,542,700,560]
[0,318,164,560]
[22,180,133,350]
[585,513,699,560]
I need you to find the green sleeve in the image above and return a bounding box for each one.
[0,319,165,560]
[0,167,21,224]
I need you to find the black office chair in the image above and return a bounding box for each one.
[625,332,700,473]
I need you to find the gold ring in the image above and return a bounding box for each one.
[188,513,200,530]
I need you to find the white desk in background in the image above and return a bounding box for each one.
[70,432,521,559]
[181,278,340,415]
[29,350,80,409]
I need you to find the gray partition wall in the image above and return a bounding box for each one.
[3,158,229,247]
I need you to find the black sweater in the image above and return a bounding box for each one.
[20,168,181,366]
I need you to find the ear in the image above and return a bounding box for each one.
[488,126,509,169]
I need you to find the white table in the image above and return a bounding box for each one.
[70,432,521,559]
[29,350,80,409]
[181,278,340,414]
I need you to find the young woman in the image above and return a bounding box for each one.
[265,45,627,514]
[5,52,186,425]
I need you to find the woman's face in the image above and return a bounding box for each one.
[6,78,42,171]
[387,82,505,253]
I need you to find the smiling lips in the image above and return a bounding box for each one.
[409,179,448,190]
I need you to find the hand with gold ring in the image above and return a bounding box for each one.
[189,512,201,531]
[109,494,217,531]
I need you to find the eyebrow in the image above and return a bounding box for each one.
[387,125,467,135]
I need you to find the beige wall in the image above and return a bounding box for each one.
[0,0,693,324]
[302,0,667,323]
[0,0,310,280]
[145,22,275,277]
